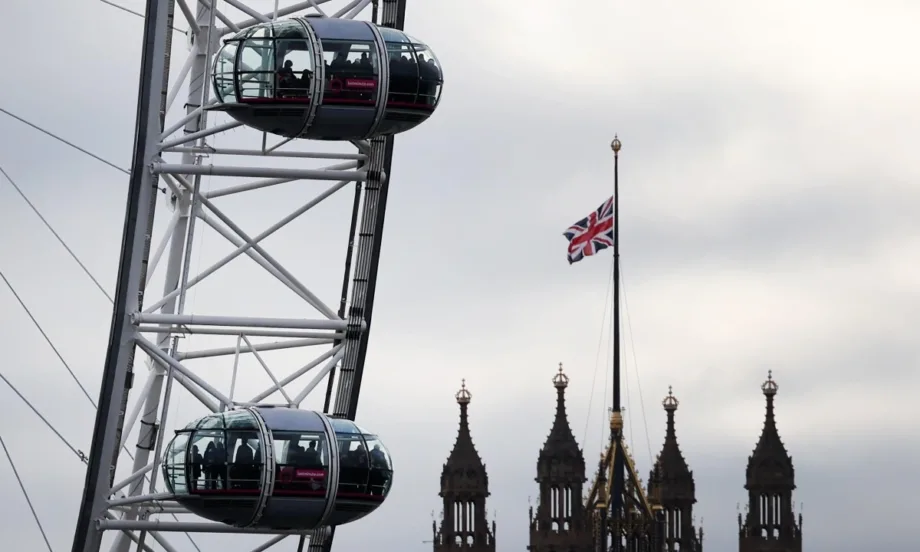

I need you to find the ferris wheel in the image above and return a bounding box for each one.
[66,1,443,551]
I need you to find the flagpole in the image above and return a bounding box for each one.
[609,135,625,550]
[612,135,621,415]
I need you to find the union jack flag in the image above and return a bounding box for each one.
[563,196,614,264]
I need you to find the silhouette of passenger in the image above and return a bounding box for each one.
[416,55,439,105]
[304,441,320,467]
[278,59,295,79]
[232,438,254,489]
[203,442,217,490]
[235,440,254,463]
[190,445,203,491]
[370,444,387,468]
[214,441,228,489]
[369,444,390,495]
[278,60,297,97]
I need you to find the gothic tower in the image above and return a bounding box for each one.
[528,364,592,552]
[434,381,496,552]
[647,387,703,552]
[738,372,802,552]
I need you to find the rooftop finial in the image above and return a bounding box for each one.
[662,385,679,411]
[762,370,778,397]
[611,134,622,155]
[553,362,569,389]
[456,379,471,405]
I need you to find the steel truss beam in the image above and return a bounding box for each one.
[71,1,406,551]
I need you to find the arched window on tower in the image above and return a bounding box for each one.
[470,500,476,532]
[759,493,769,537]
[757,493,783,537]
[564,485,572,518]
[454,499,461,533]
[774,492,781,528]
[663,508,669,543]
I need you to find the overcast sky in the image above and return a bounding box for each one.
[1,0,918,551]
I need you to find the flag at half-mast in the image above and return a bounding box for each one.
[563,196,614,264]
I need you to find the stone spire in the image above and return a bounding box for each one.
[540,363,580,457]
[434,381,495,552]
[529,364,591,552]
[739,371,801,552]
[654,386,694,488]
[444,380,485,473]
[747,371,793,480]
[648,387,702,552]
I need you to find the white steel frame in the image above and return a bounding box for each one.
[70,1,409,551]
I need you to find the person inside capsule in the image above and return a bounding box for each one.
[274,434,329,495]
[321,42,377,105]
[277,59,297,98]
[229,433,260,490]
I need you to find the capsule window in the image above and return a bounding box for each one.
[411,44,442,107]
[197,413,225,430]
[328,417,360,434]
[337,432,370,496]
[362,434,393,497]
[275,38,314,101]
[190,430,228,493]
[226,430,264,492]
[224,409,258,429]
[273,431,329,496]
[214,42,238,103]
[162,433,190,494]
[320,39,378,107]
[238,37,276,101]
[378,27,410,44]
[386,43,419,106]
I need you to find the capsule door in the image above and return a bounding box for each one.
[273,22,317,103]
[336,430,370,498]
[307,18,380,140]
[256,429,331,529]
[236,25,276,103]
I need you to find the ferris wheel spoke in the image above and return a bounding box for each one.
[178,335,333,360]
[200,0,241,33]
[230,0,337,31]
[248,342,344,403]
[174,0,199,34]
[333,0,370,20]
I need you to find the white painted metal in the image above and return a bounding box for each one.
[70,0,409,551]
